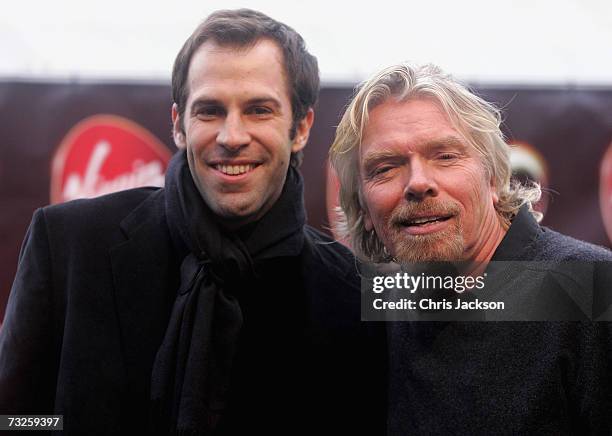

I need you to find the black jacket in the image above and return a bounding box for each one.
[0,187,385,435]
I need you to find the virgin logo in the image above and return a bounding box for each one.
[51,115,172,204]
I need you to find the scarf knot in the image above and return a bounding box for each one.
[207,258,253,288]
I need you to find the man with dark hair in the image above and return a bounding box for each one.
[171,8,319,169]
[0,9,382,435]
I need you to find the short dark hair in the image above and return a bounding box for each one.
[172,9,320,167]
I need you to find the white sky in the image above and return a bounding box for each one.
[1,0,611,84]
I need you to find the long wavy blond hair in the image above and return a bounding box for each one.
[329,63,541,262]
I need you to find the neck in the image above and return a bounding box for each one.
[464,212,507,276]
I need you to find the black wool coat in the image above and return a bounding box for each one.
[0,187,386,435]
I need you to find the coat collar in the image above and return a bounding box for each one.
[491,204,543,261]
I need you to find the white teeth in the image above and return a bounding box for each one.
[216,164,254,175]
[410,216,441,225]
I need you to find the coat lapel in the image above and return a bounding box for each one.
[109,189,180,400]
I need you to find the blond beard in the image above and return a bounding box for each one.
[380,199,464,263]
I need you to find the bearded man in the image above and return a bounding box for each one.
[330,63,612,434]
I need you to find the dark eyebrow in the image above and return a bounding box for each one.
[190,99,222,115]
[246,97,282,110]
[190,96,282,113]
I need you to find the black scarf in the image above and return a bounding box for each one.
[150,150,305,435]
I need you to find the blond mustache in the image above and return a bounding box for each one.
[390,200,461,227]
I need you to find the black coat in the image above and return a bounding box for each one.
[0,188,386,435]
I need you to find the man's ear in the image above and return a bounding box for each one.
[357,187,374,231]
[490,177,500,205]
[291,108,314,153]
[171,103,186,149]
[489,181,499,206]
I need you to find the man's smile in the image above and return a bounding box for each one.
[397,214,454,235]
[214,163,259,176]
[401,214,453,226]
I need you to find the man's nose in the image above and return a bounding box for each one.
[403,158,438,200]
[217,113,250,152]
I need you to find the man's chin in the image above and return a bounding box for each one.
[209,201,264,229]
[389,235,464,264]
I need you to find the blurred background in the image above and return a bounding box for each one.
[1,0,612,318]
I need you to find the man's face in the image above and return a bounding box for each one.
[359,98,501,262]
[172,39,313,229]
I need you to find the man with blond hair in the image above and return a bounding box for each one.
[330,63,612,434]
